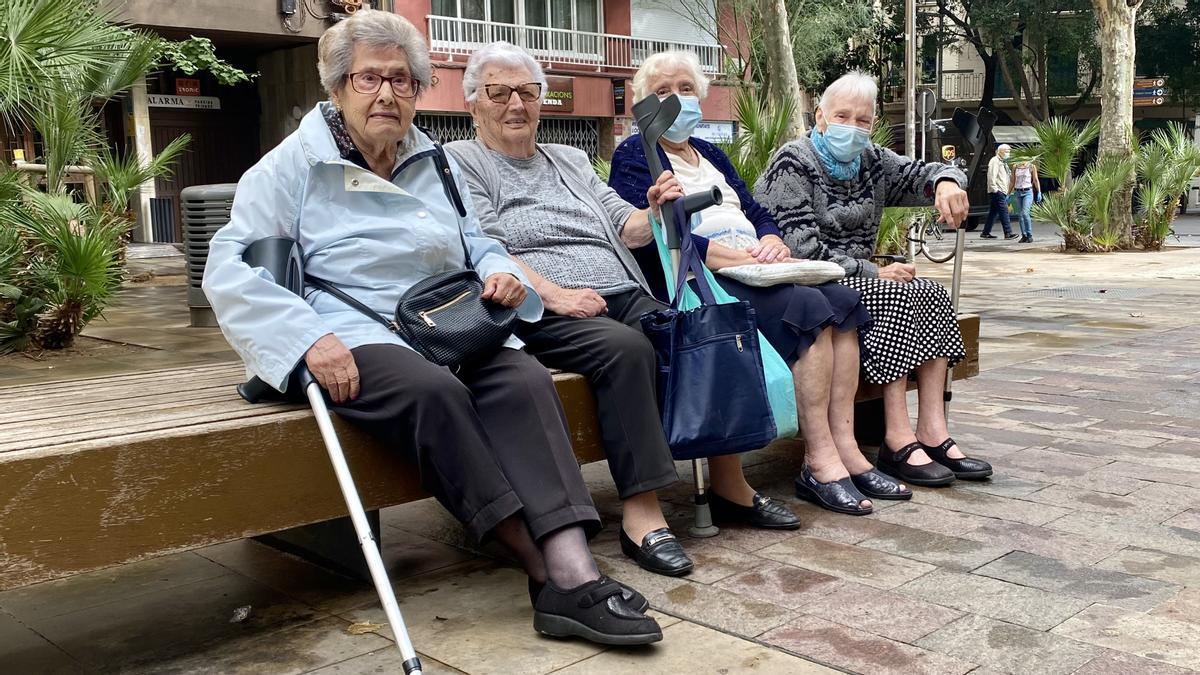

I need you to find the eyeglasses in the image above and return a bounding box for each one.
[482,82,543,104]
[347,72,420,98]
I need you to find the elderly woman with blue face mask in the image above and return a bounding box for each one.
[754,70,994,488]
[610,51,899,517]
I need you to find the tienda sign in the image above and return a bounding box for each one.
[542,76,574,114]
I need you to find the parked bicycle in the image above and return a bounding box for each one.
[908,212,958,263]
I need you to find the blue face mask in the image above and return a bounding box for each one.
[820,122,872,162]
[663,95,702,142]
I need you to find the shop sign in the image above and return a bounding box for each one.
[543,76,574,114]
[175,78,202,96]
[148,94,221,110]
[612,79,627,116]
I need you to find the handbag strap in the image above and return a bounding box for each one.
[420,128,476,273]
[306,274,399,333]
[668,200,718,308]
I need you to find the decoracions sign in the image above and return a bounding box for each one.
[543,76,574,114]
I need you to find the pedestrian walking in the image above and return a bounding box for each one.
[981,144,1017,240]
[1010,160,1040,243]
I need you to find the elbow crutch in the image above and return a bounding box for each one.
[235,237,423,675]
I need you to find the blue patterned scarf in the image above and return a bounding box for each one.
[810,128,862,182]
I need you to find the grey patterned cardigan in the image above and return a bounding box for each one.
[753,134,967,278]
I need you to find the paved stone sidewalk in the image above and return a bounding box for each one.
[2,240,1199,673]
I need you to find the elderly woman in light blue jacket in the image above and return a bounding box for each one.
[202,10,661,646]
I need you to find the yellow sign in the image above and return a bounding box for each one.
[12,149,25,161]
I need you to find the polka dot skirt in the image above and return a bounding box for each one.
[840,276,966,385]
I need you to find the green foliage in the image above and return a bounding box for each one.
[870,118,894,151]
[591,156,611,183]
[1134,123,1200,250]
[719,87,796,190]
[95,134,192,214]
[160,37,257,87]
[1010,117,1099,188]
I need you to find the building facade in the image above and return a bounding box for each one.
[99,0,743,243]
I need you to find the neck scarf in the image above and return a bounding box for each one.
[810,128,862,182]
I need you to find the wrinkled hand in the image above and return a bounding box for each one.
[646,170,685,218]
[304,333,359,404]
[546,287,607,318]
[934,180,970,229]
[878,262,917,283]
[746,234,791,263]
[481,273,526,308]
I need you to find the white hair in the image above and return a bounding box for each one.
[462,41,548,103]
[818,70,878,111]
[631,50,710,101]
[997,143,1012,153]
[317,10,433,97]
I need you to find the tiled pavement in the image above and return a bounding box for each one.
[2,237,1200,673]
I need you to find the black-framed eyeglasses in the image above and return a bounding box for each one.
[482,82,543,104]
[347,72,420,98]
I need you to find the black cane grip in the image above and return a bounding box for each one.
[296,365,317,391]
[237,377,274,404]
[680,186,722,219]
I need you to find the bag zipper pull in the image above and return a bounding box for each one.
[736,335,744,352]
[418,312,436,328]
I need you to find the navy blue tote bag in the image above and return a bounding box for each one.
[640,209,776,460]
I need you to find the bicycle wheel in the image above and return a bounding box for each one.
[920,222,957,263]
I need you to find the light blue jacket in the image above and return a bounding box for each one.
[202,104,541,391]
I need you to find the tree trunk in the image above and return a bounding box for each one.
[760,0,807,139]
[980,51,998,111]
[1092,0,1141,247]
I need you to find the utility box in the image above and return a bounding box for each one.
[180,184,237,328]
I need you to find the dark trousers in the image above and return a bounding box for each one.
[517,289,679,500]
[983,191,1012,236]
[331,344,600,542]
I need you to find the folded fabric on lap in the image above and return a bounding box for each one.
[716,261,846,287]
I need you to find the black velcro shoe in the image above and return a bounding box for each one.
[877,441,956,487]
[850,468,913,500]
[709,491,801,530]
[920,437,993,481]
[529,577,648,613]
[533,576,662,645]
[620,527,694,577]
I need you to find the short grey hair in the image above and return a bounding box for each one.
[631,50,710,101]
[818,71,878,112]
[997,144,1012,153]
[317,10,433,97]
[462,41,548,103]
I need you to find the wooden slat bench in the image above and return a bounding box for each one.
[0,314,978,591]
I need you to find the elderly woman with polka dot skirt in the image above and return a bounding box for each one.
[755,71,993,487]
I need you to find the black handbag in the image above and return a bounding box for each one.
[307,140,518,368]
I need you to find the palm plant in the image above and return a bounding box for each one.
[1011,117,1099,190]
[590,156,611,183]
[719,87,796,190]
[1135,123,1200,250]
[94,134,191,215]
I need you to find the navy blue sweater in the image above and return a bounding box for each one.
[608,134,782,300]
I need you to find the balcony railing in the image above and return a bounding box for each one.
[925,72,986,102]
[427,16,726,74]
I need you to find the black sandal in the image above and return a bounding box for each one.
[533,576,662,645]
[921,437,993,481]
[851,468,913,500]
[794,466,873,515]
[877,441,956,487]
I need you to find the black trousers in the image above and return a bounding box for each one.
[517,289,679,500]
[331,344,600,542]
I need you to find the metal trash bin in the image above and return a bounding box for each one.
[180,184,237,328]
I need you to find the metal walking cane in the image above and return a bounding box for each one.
[943,225,967,420]
[632,94,723,538]
[235,238,423,675]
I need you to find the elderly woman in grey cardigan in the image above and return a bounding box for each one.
[755,71,993,487]
[447,42,803,580]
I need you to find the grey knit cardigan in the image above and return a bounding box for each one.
[753,134,967,278]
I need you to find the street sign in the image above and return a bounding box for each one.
[1134,77,1167,89]
[1133,97,1166,107]
[1134,87,1168,97]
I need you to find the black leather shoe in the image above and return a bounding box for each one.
[533,576,662,645]
[877,441,956,487]
[708,491,801,529]
[530,577,648,614]
[794,466,872,515]
[620,527,694,577]
[920,437,993,481]
[850,468,913,500]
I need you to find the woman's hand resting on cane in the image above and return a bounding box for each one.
[305,333,360,403]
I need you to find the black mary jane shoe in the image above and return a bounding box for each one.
[850,468,913,501]
[794,466,873,516]
[620,527,694,577]
[708,491,801,530]
[530,577,649,614]
[877,441,956,487]
[533,576,662,646]
[920,437,993,481]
